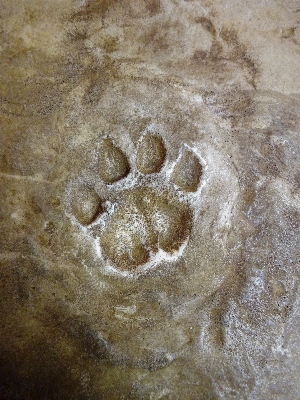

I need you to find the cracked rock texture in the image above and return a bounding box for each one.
[1,0,300,399]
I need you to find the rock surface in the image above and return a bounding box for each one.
[1,0,300,398]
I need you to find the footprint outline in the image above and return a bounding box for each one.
[70,130,204,274]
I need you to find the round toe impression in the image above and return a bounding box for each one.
[99,138,130,184]
[71,186,102,225]
[136,133,166,174]
[172,148,202,192]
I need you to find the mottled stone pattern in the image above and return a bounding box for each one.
[1,0,300,399]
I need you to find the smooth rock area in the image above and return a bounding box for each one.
[1,1,300,398]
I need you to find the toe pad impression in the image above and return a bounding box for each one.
[136,133,166,174]
[99,138,130,184]
[72,186,102,225]
[172,148,202,192]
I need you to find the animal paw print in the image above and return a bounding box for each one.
[70,132,203,273]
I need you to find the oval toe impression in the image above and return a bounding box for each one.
[172,148,202,192]
[136,133,166,174]
[71,186,102,225]
[99,138,130,184]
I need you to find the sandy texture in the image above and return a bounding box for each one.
[1,1,300,398]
